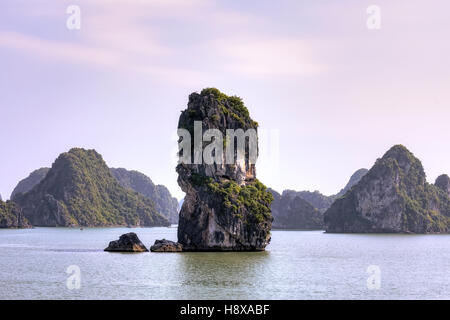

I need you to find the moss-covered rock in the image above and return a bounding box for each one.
[177,88,272,251]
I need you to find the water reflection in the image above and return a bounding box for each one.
[176,251,271,299]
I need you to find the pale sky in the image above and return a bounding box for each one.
[0,0,449,200]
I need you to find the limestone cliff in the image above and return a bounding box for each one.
[177,88,273,251]
[324,145,450,233]
[13,148,170,227]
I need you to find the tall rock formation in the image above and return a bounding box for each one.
[11,168,50,199]
[0,200,30,228]
[324,145,450,233]
[177,88,273,251]
[110,168,179,224]
[13,148,170,227]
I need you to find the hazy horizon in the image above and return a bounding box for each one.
[1,0,449,200]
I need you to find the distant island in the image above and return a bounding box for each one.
[110,168,179,224]
[270,169,368,229]
[11,148,171,227]
[4,150,180,228]
[324,145,450,233]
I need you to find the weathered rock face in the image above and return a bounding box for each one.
[177,88,273,251]
[0,200,31,228]
[324,145,450,233]
[110,168,179,224]
[270,189,323,229]
[150,239,183,252]
[104,233,148,252]
[11,168,50,199]
[13,148,170,227]
[435,174,450,196]
[335,168,369,198]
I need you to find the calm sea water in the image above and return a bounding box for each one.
[1,226,450,299]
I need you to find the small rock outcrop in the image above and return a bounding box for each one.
[11,168,50,199]
[0,200,31,228]
[435,174,450,196]
[324,145,450,233]
[150,239,183,252]
[104,233,148,252]
[13,148,170,227]
[110,168,179,224]
[176,88,273,251]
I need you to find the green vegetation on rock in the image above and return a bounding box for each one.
[14,148,170,227]
[182,88,259,128]
[201,88,250,119]
[0,200,30,228]
[207,178,273,223]
[177,88,271,250]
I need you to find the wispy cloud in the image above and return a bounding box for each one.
[0,0,324,83]
[213,37,324,76]
[0,31,119,66]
